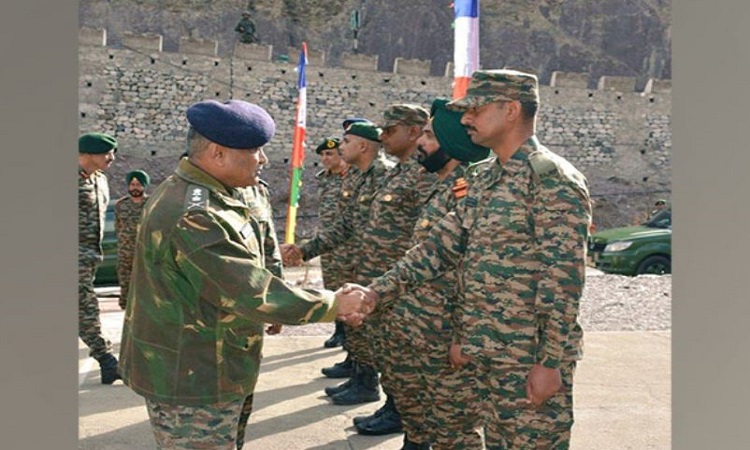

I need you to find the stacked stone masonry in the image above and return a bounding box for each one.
[79,28,671,232]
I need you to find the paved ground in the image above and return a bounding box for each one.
[80,263,669,449]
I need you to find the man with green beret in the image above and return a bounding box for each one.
[281,121,394,407]
[649,198,668,219]
[78,131,120,385]
[372,98,490,450]
[314,137,353,352]
[114,170,150,310]
[354,69,593,449]
[118,99,370,449]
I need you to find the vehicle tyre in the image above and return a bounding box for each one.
[636,255,670,275]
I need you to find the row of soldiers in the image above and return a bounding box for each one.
[77,68,592,450]
[283,69,592,449]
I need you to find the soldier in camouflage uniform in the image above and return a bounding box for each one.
[281,121,392,406]
[118,99,369,450]
[377,98,490,450]
[314,136,352,350]
[78,132,121,385]
[234,11,258,44]
[360,70,593,449]
[114,170,150,310]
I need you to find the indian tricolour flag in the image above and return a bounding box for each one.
[453,0,479,99]
[284,42,307,244]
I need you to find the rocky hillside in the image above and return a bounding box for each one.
[79,0,670,88]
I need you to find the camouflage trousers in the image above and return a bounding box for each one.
[378,302,484,449]
[116,251,134,309]
[476,360,576,450]
[145,395,254,450]
[79,262,112,359]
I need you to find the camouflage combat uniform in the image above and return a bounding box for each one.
[300,156,393,363]
[316,166,353,290]
[371,137,592,449]
[377,165,484,449]
[120,159,341,449]
[114,195,148,309]
[234,17,258,44]
[78,167,112,359]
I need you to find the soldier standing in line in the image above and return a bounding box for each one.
[114,169,150,310]
[347,104,436,438]
[234,11,258,44]
[78,132,121,385]
[314,136,350,350]
[356,69,593,449]
[377,98,490,450]
[118,99,370,450]
[281,121,393,406]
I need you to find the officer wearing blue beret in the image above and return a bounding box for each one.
[119,99,372,449]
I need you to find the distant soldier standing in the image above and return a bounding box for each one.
[114,170,150,310]
[362,70,593,449]
[234,11,258,44]
[78,132,121,385]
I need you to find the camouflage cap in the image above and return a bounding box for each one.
[315,137,341,154]
[446,69,540,111]
[379,104,429,129]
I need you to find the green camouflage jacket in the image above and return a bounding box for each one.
[370,137,592,369]
[114,195,148,263]
[119,159,339,405]
[78,167,109,265]
[242,180,284,279]
[300,155,393,262]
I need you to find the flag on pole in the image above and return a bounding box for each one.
[285,42,308,244]
[453,0,480,99]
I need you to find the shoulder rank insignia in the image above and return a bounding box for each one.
[185,185,209,211]
[452,177,468,199]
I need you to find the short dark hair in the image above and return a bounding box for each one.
[186,127,211,157]
[520,101,538,121]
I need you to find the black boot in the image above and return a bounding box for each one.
[400,434,431,450]
[324,376,354,397]
[331,363,380,405]
[321,353,354,378]
[353,394,394,427]
[355,395,403,435]
[323,320,346,348]
[95,353,121,385]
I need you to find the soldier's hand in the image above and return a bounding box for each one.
[341,283,378,314]
[448,343,472,369]
[280,244,303,266]
[525,364,562,406]
[334,286,370,326]
[265,323,283,335]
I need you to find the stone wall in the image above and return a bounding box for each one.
[79,28,672,234]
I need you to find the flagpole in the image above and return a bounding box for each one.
[285,42,308,244]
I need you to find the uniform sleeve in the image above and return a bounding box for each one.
[369,209,466,308]
[532,179,592,368]
[114,202,123,237]
[172,211,340,325]
[263,204,285,279]
[300,202,356,260]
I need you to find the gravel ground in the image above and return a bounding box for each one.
[277,260,672,338]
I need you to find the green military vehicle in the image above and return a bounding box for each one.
[588,207,671,276]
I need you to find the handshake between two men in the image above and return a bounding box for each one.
[281,243,378,327]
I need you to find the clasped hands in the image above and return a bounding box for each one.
[333,283,378,326]
[280,244,303,267]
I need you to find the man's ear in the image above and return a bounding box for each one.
[506,101,523,123]
[207,142,225,165]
